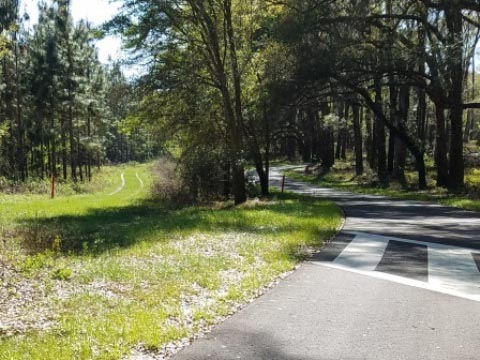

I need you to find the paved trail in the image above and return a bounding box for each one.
[174,167,480,360]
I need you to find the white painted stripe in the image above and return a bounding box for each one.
[428,247,480,299]
[332,233,389,271]
[346,231,480,252]
[313,232,480,302]
[316,260,480,302]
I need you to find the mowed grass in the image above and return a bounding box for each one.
[0,163,341,360]
[0,165,144,225]
[285,161,480,212]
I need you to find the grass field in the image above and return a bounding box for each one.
[0,163,341,359]
[284,160,480,212]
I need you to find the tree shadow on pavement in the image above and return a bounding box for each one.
[174,329,327,360]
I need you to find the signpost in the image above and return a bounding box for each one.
[51,176,56,199]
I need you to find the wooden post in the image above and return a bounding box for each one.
[281,175,286,193]
[51,176,56,199]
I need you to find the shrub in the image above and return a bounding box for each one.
[177,145,227,201]
[21,253,54,273]
[151,158,188,202]
[17,222,61,255]
[52,267,73,281]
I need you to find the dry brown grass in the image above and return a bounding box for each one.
[151,158,189,203]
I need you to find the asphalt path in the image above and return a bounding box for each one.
[272,166,480,249]
[173,166,480,360]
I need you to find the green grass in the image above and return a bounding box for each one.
[0,163,341,360]
[285,162,480,212]
[0,166,123,196]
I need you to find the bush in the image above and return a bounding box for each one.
[152,150,228,204]
[151,158,188,202]
[52,267,73,281]
[177,145,226,201]
[21,253,54,273]
[17,222,61,255]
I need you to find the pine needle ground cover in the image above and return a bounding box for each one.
[0,164,341,359]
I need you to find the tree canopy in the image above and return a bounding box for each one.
[2,0,480,201]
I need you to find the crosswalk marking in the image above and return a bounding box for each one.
[333,233,389,271]
[376,240,428,282]
[473,253,480,272]
[428,246,480,300]
[314,232,480,302]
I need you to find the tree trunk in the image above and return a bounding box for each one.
[223,162,231,199]
[319,102,335,170]
[220,85,246,204]
[352,104,364,176]
[335,101,346,160]
[348,82,426,190]
[445,3,465,190]
[414,151,427,190]
[337,134,347,161]
[434,103,449,187]
[248,117,269,197]
[87,106,92,181]
[255,161,269,197]
[464,111,473,143]
[40,119,45,179]
[61,118,67,180]
[417,89,427,146]
[393,85,410,184]
[263,100,271,196]
[14,39,26,181]
[449,104,464,190]
[264,141,270,195]
[388,84,398,175]
[69,108,76,181]
[192,0,247,204]
[375,77,389,187]
[224,0,247,204]
[365,109,376,170]
[417,11,428,147]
